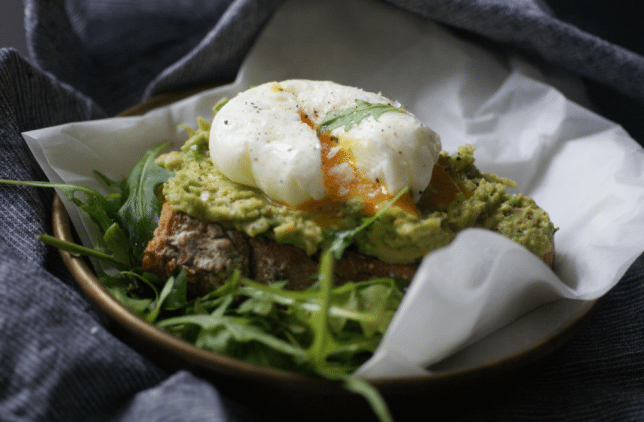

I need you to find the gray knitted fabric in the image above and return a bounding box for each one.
[2,1,644,421]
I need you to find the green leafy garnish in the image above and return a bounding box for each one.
[2,126,403,422]
[157,251,397,422]
[37,233,130,271]
[116,142,175,262]
[318,99,406,133]
[327,186,410,259]
[0,141,173,268]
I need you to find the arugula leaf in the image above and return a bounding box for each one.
[0,178,132,266]
[328,186,410,259]
[2,127,402,421]
[0,178,119,237]
[318,100,406,133]
[1,141,173,268]
[213,97,229,113]
[116,141,174,262]
[101,270,159,316]
[102,223,132,266]
[338,374,394,422]
[306,249,336,370]
[158,311,311,364]
[38,233,129,271]
[144,270,186,323]
[326,279,402,339]
[159,269,188,311]
[108,288,153,316]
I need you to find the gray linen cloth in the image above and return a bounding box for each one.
[2,0,644,421]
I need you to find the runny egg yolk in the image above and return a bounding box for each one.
[296,110,420,227]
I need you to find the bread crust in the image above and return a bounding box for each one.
[142,202,555,297]
[142,203,419,297]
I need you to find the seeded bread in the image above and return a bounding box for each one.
[142,202,554,298]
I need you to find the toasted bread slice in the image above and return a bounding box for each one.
[142,202,554,297]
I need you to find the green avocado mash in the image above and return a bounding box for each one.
[157,115,555,264]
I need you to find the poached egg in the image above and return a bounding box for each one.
[209,80,441,220]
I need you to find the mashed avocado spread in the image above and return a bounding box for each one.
[156,116,555,264]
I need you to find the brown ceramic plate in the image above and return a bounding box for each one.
[52,89,601,420]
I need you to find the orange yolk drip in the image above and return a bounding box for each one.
[418,155,472,209]
[296,110,420,228]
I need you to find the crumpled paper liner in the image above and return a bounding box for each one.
[22,0,644,379]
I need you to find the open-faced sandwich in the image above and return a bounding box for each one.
[142,80,556,297]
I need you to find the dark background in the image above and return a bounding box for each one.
[2,1,642,142]
[2,1,642,69]
[0,2,29,58]
[542,0,644,143]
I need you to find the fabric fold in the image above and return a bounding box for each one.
[2,0,644,421]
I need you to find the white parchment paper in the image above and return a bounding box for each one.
[22,0,644,379]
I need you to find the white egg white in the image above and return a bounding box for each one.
[209,79,441,207]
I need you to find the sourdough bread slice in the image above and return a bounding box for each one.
[142,202,554,298]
